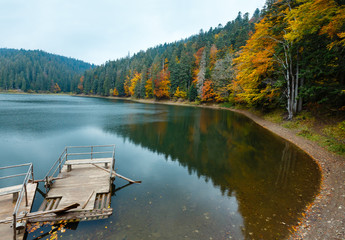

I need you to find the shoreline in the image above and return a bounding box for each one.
[228,110,345,239]
[101,96,344,240]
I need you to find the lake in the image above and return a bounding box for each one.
[0,94,321,240]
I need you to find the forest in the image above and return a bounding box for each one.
[79,9,261,102]
[0,48,92,93]
[1,0,344,119]
[78,0,345,119]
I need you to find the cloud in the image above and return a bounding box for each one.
[0,0,266,64]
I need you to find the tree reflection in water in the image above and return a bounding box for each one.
[104,105,321,239]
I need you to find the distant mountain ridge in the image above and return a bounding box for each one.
[0,48,93,93]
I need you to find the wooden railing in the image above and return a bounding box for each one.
[0,163,34,240]
[43,145,115,192]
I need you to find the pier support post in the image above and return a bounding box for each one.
[12,213,16,240]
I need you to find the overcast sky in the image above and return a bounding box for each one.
[0,0,266,65]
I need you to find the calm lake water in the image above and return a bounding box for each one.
[0,94,320,240]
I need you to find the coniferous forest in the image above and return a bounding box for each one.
[1,0,344,119]
[0,49,92,93]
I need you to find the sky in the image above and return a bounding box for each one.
[0,0,266,65]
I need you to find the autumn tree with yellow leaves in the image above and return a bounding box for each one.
[129,72,141,97]
[233,0,345,119]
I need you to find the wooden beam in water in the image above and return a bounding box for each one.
[91,164,142,184]
[115,173,142,184]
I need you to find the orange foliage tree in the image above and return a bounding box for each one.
[53,83,61,93]
[78,76,84,93]
[209,44,218,70]
[154,59,171,99]
[201,80,216,102]
[154,69,170,99]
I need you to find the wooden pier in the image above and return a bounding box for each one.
[0,163,37,240]
[0,145,141,239]
[30,145,116,223]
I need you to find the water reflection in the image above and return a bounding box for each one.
[276,142,297,188]
[104,105,321,239]
[0,95,321,239]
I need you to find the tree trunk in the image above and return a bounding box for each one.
[298,77,304,112]
[284,44,293,120]
[293,51,299,114]
[284,42,300,120]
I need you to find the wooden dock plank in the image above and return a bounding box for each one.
[27,208,113,223]
[52,198,61,210]
[43,162,111,212]
[0,182,37,240]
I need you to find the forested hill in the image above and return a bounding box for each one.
[0,48,93,92]
[78,0,345,119]
[79,10,261,98]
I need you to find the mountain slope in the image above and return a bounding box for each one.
[0,48,93,92]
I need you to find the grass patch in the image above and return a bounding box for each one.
[263,110,345,156]
[219,102,234,108]
[321,121,345,155]
[297,126,345,156]
[189,100,201,105]
[297,128,315,139]
[283,121,300,129]
[328,143,345,155]
[281,111,315,130]
[263,110,285,124]
[323,121,345,143]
